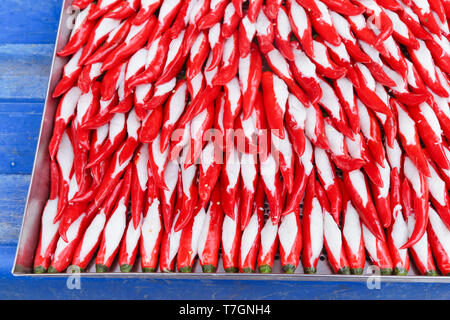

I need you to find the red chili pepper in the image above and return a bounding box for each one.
[169,122,191,161]
[255,7,275,54]
[259,153,284,225]
[177,206,207,272]
[357,98,387,167]
[309,1,341,46]
[85,20,132,65]
[381,65,428,107]
[87,113,127,169]
[384,9,419,49]
[105,0,140,20]
[140,106,163,143]
[354,0,393,46]
[159,203,183,272]
[282,147,310,217]
[140,194,164,272]
[185,102,215,168]
[229,0,242,17]
[340,179,366,274]
[323,0,366,15]
[80,17,122,65]
[323,119,364,171]
[329,12,371,64]
[198,142,222,209]
[158,81,187,152]
[238,44,262,119]
[284,94,306,158]
[101,17,155,73]
[133,0,162,25]
[57,4,96,56]
[385,164,410,275]
[308,40,347,79]
[198,0,229,30]
[129,144,147,229]
[257,213,279,274]
[343,168,385,241]
[88,0,122,20]
[54,131,75,222]
[127,32,172,88]
[221,144,241,219]
[186,32,209,80]
[159,160,179,233]
[77,62,102,93]
[53,48,83,98]
[391,98,431,177]
[323,205,351,274]
[427,207,450,276]
[401,156,430,249]
[198,185,225,272]
[408,39,449,98]
[346,14,389,56]
[47,203,98,273]
[148,0,183,43]
[425,34,450,74]
[156,32,188,86]
[301,173,324,274]
[48,87,82,160]
[314,146,344,222]
[362,222,393,275]
[222,194,242,272]
[239,14,257,58]
[409,0,441,35]
[95,167,132,272]
[278,208,302,273]
[212,33,239,85]
[369,157,392,228]
[238,152,258,230]
[33,198,60,273]
[239,183,265,272]
[72,0,94,9]
[398,5,433,41]
[118,213,142,272]
[409,101,450,170]
[286,0,313,57]
[271,126,295,193]
[70,181,123,271]
[222,2,241,38]
[261,72,287,139]
[174,148,199,232]
[207,23,225,72]
[402,178,437,275]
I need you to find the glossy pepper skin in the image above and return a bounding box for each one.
[362,223,393,275]
[238,44,262,120]
[427,208,450,276]
[401,157,429,249]
[340,179,366,275]
[221,195,242,273]
[402,178,437,276]
[177,206,206,272]
[140,194,164,272]
[257,213,279,274]
[53,49,83,98]
[314,147,343,223]
[278,208,302,273]
[286,0,314,57]
[239,183,265,273]
[159,209,182,272]
[301,173,324,274]
[70,181,123,271]
[198,186,225,273]
[261,71,288,139]
[308,0,341,46]
[47,203,98,273]
[118,215,142,273]
[343,169,385,241]
[221,144,241,220]
[392,98,430,177]
[57,5,96,57]
[101,17,156,73]
[198,0,229,30]
[239,152,259,231]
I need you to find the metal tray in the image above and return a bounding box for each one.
[12,0,450,282]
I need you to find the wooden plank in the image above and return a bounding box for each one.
[0,175,29,246]
[0,0,61,44]
[0,44,54,101]
[0,103,42,174]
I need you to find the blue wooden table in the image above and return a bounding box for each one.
[1,0,449,300]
